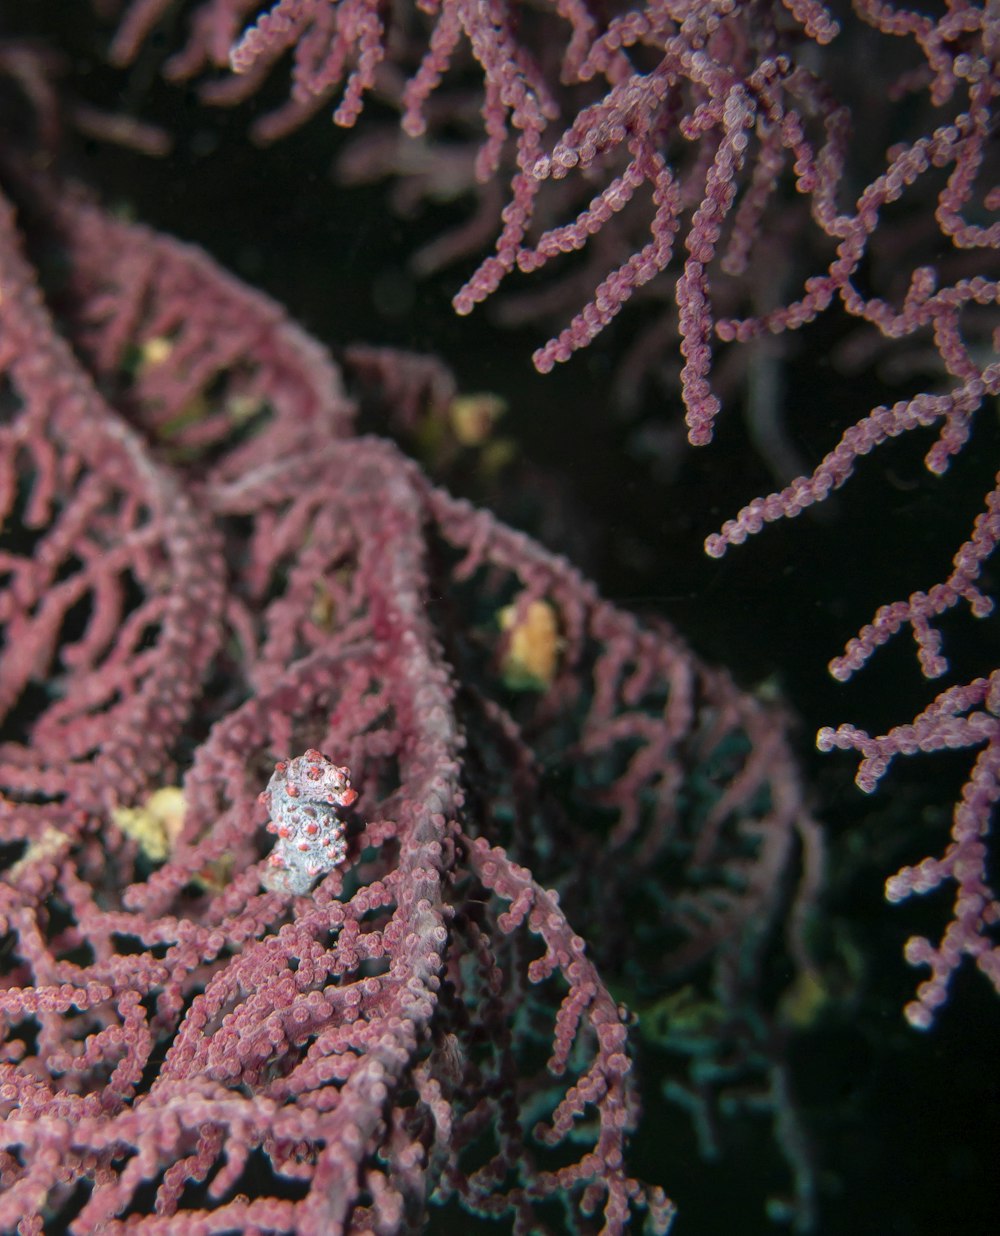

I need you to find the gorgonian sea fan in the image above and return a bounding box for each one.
[0,166,814,1233]
[106,0,1000,1026]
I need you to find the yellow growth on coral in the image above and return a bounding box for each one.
[448,392,506,447]
[112,786,186,861]
[498,598,561,691]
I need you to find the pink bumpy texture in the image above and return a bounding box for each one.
[260,750,358,894]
